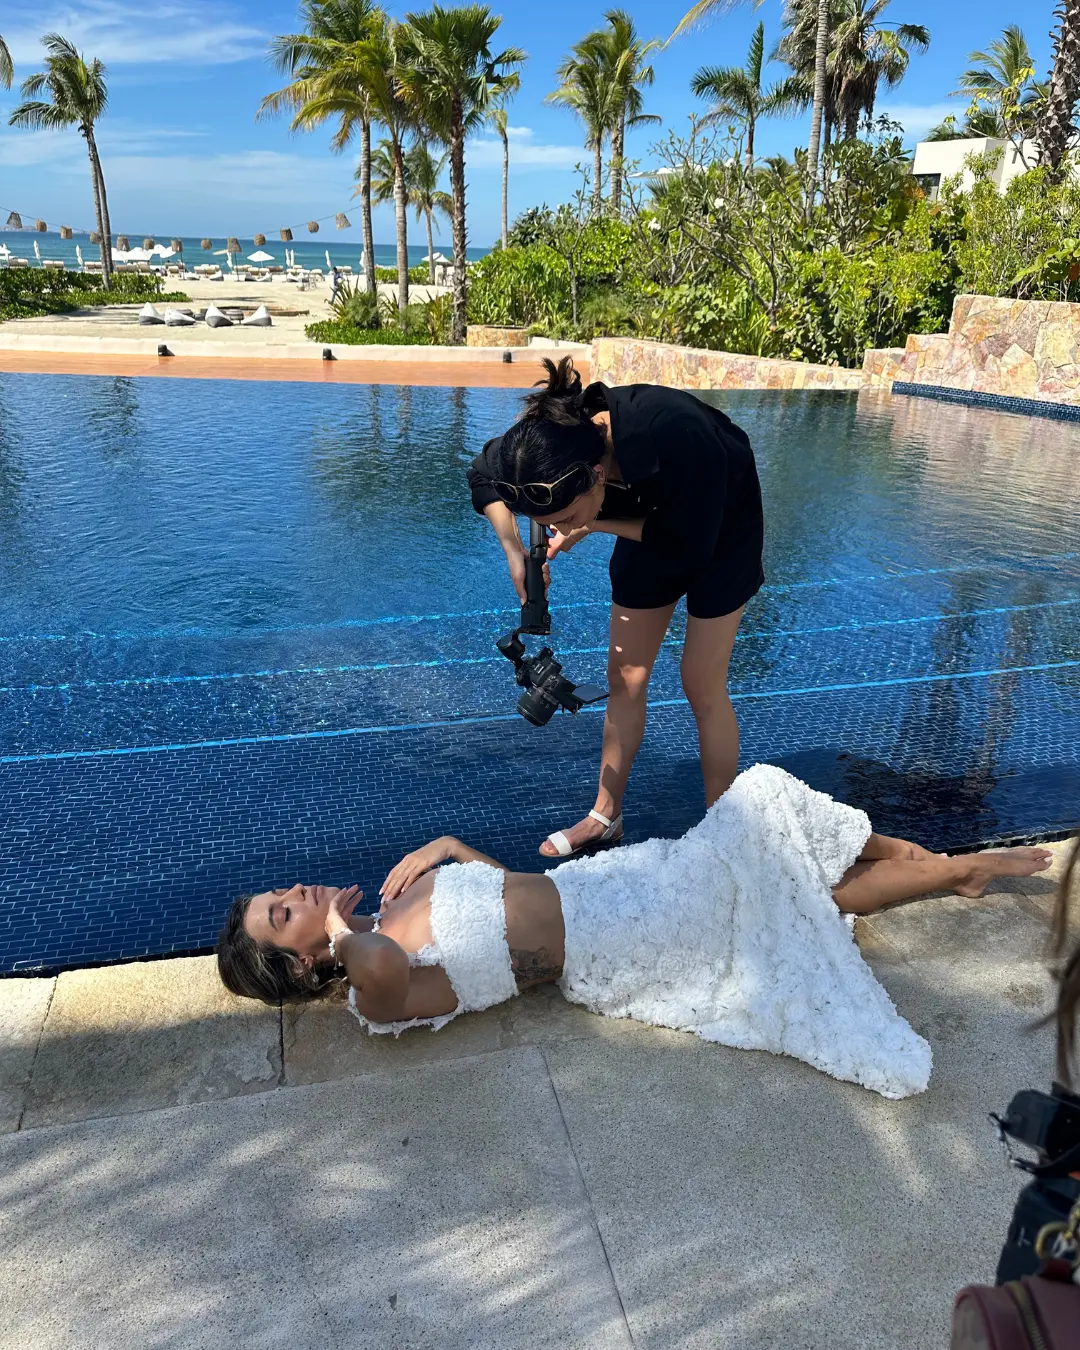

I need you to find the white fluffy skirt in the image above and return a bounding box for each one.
[549,764,932,1099]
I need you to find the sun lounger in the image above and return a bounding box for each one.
[42,260,66,270]
[8,258,29,269]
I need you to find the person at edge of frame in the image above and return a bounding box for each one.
[466,356,764,861]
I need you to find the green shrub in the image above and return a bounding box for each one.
[304,320,420,345]
[466,244,571,327]
[373,263,432,284]
[327,281,383,329]
[0,268,186,320]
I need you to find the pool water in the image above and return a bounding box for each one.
[1,374,1078,971]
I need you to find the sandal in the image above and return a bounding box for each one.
[542,809,624,860]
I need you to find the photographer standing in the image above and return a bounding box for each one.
[468,357,764,860]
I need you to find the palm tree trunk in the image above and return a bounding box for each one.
[391,137,409,317]
[746,115,755,164]
[1038,0,1080,175]
[85,128,112,290]
[611,113,625,212]
[424,205,436,287]
[500,126,509,250]
[449,99,468,345]
[592,138,603,214]
[806,0,831,206]
[360,118,376,295]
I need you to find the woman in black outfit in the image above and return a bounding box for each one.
[468,357,764,860]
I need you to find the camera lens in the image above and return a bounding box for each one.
[518,685,558,726]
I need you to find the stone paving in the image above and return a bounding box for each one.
[0,840,1074,1349]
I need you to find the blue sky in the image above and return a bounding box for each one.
[0,0,1060,246]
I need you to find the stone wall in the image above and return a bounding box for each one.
[882,294,1080,404]
[590,336,863,391]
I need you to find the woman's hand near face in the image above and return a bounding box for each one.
[324,884,364,943]
[546,524,590,560]
[380,837,458,903]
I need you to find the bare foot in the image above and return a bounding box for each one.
[954,847,1054,898]
[539,812,622,859]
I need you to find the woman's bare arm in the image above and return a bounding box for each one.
[445,836,509,871]
[335,930,411,1022]
[380,836,509,901]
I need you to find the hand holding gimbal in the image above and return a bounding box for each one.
[497,520,607,726]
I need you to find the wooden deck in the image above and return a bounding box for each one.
[0,351,574,387]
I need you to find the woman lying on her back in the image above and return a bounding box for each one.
[217,765,1052,1100]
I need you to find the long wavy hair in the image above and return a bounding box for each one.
[1049,840,1080,1084]
[216,893,341,1005]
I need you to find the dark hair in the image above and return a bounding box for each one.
[216,893,339,1005]
[1049,840,1080,1084]
[493,357,607,516]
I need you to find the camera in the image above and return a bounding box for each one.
[993,1081,1080,1283]
[497,521,607,727]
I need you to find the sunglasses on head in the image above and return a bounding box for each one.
[488,462,596,509]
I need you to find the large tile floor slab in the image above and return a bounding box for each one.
[542,935,1055,1350]
[20,955,280,1128]
[0,977,55,1133]
[0,1046,631,1350]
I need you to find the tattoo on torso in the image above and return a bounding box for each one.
[510,947,564,987]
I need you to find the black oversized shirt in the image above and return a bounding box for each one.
[467,382,760,575]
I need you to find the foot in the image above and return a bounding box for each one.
[953,847,1054,898]
[539,812,622,859]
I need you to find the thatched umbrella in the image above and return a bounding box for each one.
[116,235,130,250]
[201,238,213,251]
[35,219,48,232]
[89,231,102,244]
[226,236,240,254]
[307,220,320,233]
[280,227,293,241]
[170,239,184,254]
[6,212,22,229]
[60,226,73,240]
[143,236,155,249]
[253,232,266,247]
[335,213,351,229]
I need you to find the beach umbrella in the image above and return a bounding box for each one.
[6,212,22,229]
[143,237,155,249]
[75,245,83,267]
[33,240,42,262]
[60,226,73,240]
[307,220,320,233]
[279,227,293,242]
[247,250,274,263]
[335,213,351,229]
[125,246,154,261]
[0,244,10,257]
[253,233,266,247]
[111,248,131,262]
[201,238,213,250]
[153,247,176,259]
[116,235,130,251]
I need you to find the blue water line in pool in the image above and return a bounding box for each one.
[3,657,1078,766]
[2,597,1077,696]
[1,552,1076,646]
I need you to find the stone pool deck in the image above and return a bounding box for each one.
[1,839,1075,1349]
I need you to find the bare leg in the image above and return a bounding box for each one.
[539,601,676,858]
[833,847,1053,915]
[680,607,745,806]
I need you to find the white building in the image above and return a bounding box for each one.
[910,136,1039,199]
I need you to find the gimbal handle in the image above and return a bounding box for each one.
[519,519,551,635]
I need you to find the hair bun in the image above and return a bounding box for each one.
[522,356,586,427]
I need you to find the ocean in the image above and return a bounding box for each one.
[0,230,490,272]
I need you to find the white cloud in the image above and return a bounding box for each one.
[877,102,957,143]
[0,118,208,169]
[466,125,583,171]
[4,0,266,67]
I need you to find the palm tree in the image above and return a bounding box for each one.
[9,34,112,287]
[954,26,1048,151]
[260,0,383,295]
[396,5,525,344]
[0,33,13,89]
[692,21,807,161]
[405,142,452,282]
[925,107,1007,140]
[488,73,519,250]
[593,11,661,212]
[1038,1,1080,173]
[548,41,615,213]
